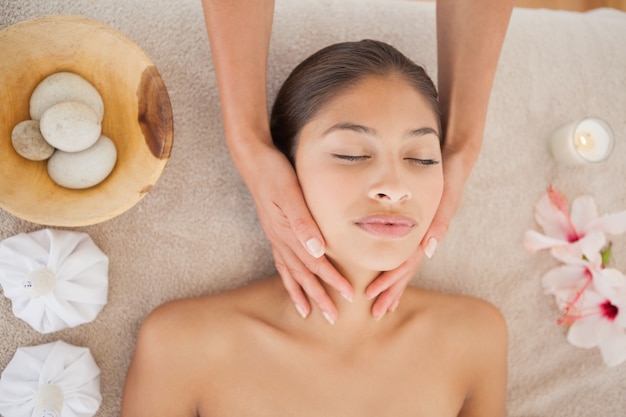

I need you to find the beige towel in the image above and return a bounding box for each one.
[1,1,625,415]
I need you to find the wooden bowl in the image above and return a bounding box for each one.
[0,15,173,226]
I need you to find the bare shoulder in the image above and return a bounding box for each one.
[407,288,507,342]
[140,277,281,351]
[121,278,281,416]
[403,287,507,376]
[449,293,506,336]
[404,289,508,417]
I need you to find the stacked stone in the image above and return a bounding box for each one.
[11,72,117,189]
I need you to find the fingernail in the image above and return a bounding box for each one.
[374,310,386,321]
[366,291,377,300]
[424,237,438,259]
[306,238,324,258]
[322,311,335,325]
[295,304,308,319]
[389,299,400,313]
[340,292,353,303]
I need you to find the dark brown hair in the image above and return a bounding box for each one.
[270,39,440,164]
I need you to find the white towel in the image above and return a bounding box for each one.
[0,229,108,334]
[0,340,101,417]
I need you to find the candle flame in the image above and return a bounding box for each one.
[574,132,595,152]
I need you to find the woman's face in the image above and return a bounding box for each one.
[294,75,443,276]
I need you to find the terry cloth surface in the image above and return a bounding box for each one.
[1,1,625,415]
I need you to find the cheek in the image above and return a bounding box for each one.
[411,168,444,230]
[426,173,444,214]
[300,167,353,225]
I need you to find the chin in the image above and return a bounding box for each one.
[324,229,422,274]
[331,244,416,273]
[361,256,408,272]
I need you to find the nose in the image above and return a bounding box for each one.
[367,163,412,204]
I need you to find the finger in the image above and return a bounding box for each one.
[267,205,353,313]
[419,173,461,258]
[277,245,339,324]
[273,248,310,319]
[420,146,470,251]
[271,202,354,300]
[365,247,424,299]
[371,278,409,320]
[420,222,445,259]
[269,212,354,301]
[420,186,457,258]
[302,255,354,302]
[277,184,327,259]
[366,248,424,320]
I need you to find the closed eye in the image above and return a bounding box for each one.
[405,158,439,166]
[333,154,371,162]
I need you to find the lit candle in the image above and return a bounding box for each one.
[549,117,614,165]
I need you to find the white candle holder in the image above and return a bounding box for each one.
[548,117,615,166]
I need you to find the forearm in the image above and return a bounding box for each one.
[436,0,513,165]
[201,0,275,164]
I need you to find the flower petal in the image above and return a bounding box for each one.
[592,268,626,299]
[587,210,626,236]
[534,194,575,241]
[596,322,626,367]
[570,195,598,234]
[616,307,626,329]
[543,265,588,292]
[542,265,588,309]
[523,230,566,253]
[550,244,588,266]
[568,316,602,348]
[576,231,607,262]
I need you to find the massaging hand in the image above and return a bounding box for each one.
[365,145,471,319]
[255,139,471,322]
[247,142,353,322]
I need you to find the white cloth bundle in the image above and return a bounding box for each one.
[0,229,108,333]
[0,340,102,417]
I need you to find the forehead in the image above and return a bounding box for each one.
[305,75,440,136]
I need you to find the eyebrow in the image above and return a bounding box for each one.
[406,127,440,139]
[322,122,439,139]
[323,122,376,137]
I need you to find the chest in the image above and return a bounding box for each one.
[197,334,467,417]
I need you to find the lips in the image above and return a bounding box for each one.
[354,215,416,238]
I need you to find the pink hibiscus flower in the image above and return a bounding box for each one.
[542,241,626,366]
[524,186,626,258]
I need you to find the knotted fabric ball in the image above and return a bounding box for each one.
[0,340,102,417]
[0,229,109,333]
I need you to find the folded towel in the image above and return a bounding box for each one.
[0,340,101,417]
[0,229,108,334]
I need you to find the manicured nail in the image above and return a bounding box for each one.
[341,292,353,303]
[322,311,335,325]
[295,304,308,319]
[424,237,438,259]
[306,237,324,258]
[389,299,400,313]
[374,309,386,321]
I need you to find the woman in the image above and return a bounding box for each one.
[201,0,514,322]
[121,40,507,416]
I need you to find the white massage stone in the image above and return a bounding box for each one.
[29,71,104,121]
[39,101,102,152]
[11,120,55,161]
[47,135,117,189]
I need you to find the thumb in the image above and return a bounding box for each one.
[282,190,326,259]
[421,196,455,259]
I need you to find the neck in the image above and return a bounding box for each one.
[272,260,404,351]
[308,260,388,334]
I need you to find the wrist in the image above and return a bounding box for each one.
[223,127,276,185]
[442,129,481,160]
